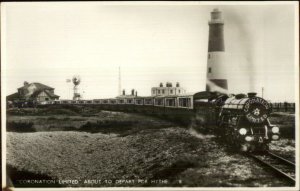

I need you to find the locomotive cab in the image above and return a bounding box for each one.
[193,91,227,127]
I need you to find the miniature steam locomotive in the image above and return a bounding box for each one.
[194,92,279,151]
[39,91,279,152]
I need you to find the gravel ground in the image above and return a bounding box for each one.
[269,139,295,163]
[7,129,295,187]
[7,128,203,187]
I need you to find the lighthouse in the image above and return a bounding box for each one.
[206,8,228,93]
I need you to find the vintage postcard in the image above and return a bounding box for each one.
[1,1,299,191]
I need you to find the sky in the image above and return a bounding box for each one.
[1,2,298,102]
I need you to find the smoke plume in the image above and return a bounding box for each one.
[225,8,256,92]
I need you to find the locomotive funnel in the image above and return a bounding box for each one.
[206,9,228,93]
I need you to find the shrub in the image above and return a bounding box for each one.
[78,120,135,134]
[62,117,70,121]
[7,122,35,132]
[151,157,197,180]
[47,125,76,131]
[47,117,57,120]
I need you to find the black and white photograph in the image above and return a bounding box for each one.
[1,1,299,190]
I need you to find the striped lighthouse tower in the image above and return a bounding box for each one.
[206,8,228,93]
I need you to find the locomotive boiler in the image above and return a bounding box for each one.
[220,93,279,151]
[194,92,280,151]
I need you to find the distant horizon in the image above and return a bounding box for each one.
[7,79,296,103]
[2,2,298,102]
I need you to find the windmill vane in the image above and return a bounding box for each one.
[72,75,81,86]
[72,75,81,100]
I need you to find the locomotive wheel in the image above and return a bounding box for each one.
[255,144,269,152]
[224,131,239,151]
[240,144,250,152]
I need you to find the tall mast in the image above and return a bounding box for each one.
[118,66,121,96]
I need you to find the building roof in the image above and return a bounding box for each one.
[115,95,136,99]
[151,86,185,89]
[31,89,60,98]
[18,82,54,90]
[8,82,59,101]
[7,93,21,101]
[44,90,60,98]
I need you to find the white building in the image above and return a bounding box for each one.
[151,82,186,96]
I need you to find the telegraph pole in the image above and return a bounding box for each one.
[262,87,264,98]
[118,66,121,96]
[66,79,71,99]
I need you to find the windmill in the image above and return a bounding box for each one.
[72,75,81,100]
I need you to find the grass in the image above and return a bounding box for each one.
[6,107,295,139]
[6,107,175,136]
[269,112,295,139]
[7,107,79,116]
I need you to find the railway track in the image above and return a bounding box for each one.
[247,151,295,184]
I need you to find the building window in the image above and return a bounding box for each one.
[162,90,165,94]
[153,90,155,94]
[208,67,212,73]
[170,90,173,94]
[145,99,153,105]
[155,99,164,106]
[166,99,176,107]
[208,54,211,59]
[178,98,191,108]
[135,99,143,105]
[158,90,160,94]
[179,90,181,93]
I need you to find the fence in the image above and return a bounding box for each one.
[271,102,295,112]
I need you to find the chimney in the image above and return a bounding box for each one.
[159,82,163,87]
[248,92,257,98]
[131,89,135,96]
[122,89,125,95]
[135,91,138,97]
[176,82,180,87]
[24,81,29,86]
[166,82,172,87]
